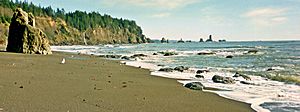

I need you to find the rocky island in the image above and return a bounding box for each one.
[6,8,52,54]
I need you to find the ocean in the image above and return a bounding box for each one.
[51,41,300,112]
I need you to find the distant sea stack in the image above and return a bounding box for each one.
[161,37,167,43]
[6,8,52,55]
[219,39,226,42]
[177,38,184,43]
[199,38,204,42]
[206,35,213,42]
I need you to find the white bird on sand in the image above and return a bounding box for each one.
[61,58,66,64]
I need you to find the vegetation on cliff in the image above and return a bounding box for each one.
[0,0,148,45]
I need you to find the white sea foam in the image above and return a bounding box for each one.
[158,71,300,112]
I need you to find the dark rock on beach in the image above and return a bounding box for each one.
[6,8,52,55]
[99,55,122,59]
[158,68,174,72]
[240,81,255,85]
[158,51,178,56]
[246,50,258,54]
[233,72,251,80]
[153,53,158,55]
[197,52,215,55]
[131,54,147,58]
[121,56,131,60]
[184,82,204,90]
[174,66,189,72]
[196,70,209,74]
[266,68,275,71]
[195,75,204,78]
[212,75,235,84]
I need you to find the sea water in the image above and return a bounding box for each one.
[51,41,300,112]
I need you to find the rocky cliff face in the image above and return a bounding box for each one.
[6,8,52,54]
[0,5,149,46]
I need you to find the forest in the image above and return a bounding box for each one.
[0,0,149,44]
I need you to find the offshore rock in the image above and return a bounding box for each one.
[6,8,52,54]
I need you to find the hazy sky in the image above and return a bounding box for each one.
[22,0,300,41]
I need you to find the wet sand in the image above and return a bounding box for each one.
[0,50,254,112]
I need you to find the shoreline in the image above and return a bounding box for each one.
[50,44,300,112]
[0,49,254,112]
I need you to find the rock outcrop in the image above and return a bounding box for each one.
[212,75,235,84]
[206,35,213,42]
[174,66,189,72]
[6,8,52,54]
[184,82,204,90]
[158,51,178,56]
[177,38,184,43]
[199,38,204,42]
[233,72,251,80]
[161,37,167,43]
[158,68,174,72]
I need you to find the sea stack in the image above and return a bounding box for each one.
[206,35,213,42]
[199,38,204,42]
[177,38,184,43]
[161,37,167,43]
[6,8,52,55]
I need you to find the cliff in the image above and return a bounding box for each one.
[6,8,52,54]
[0,0,149,46]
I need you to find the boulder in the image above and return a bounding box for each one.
[195,75,204,78]
[266,68,275,71]
[240,81,255,85]
[153,53,158,55]
[174,66,189,72]
[212,75,235,84]
[99,55,122,59]
[197,52,215,55]
[121,56,131,60]
[158,51,178,56]
[233,72,251,80]
[6,8,52,55]
[131,54,147,58]
[184,82,204,90]
[196,69,209,74]
[226,55,233,58]
[247,50,258,54]
[158,68,174,72]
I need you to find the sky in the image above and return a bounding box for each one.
[21,0,300,41]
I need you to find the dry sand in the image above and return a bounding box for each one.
[0,50,254,112]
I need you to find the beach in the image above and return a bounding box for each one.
[0,48,254,112]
